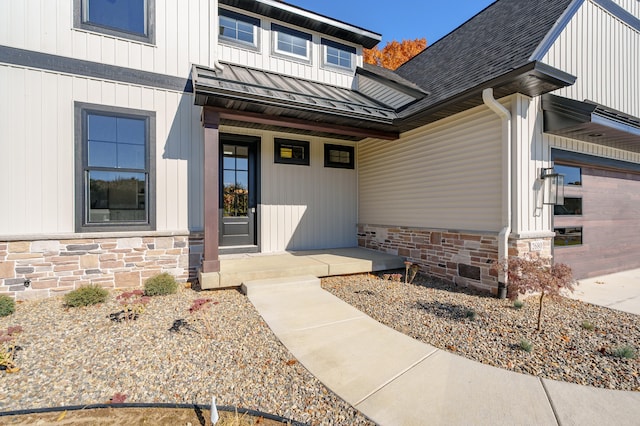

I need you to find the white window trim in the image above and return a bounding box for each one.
[271,24,312,63]
[219,8,261,51]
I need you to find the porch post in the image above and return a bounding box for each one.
[202,107,220,273]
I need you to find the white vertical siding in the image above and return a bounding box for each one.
[511,95,553,236]
[0,65,202,235]
[359,104,503,232]
[0,0,212,77]
[612,0,640,18]
[218,127,357,252]
[541,0,640,117]
[218,6,358,88]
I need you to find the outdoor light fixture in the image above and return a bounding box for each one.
[541,167,564,205]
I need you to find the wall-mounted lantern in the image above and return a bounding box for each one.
[541,167,564,205]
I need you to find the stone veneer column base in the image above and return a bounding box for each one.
[0,233,204,300]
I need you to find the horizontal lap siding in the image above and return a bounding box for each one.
[359,105,503,232]
[542,0,640,118]
[0,66,203,236]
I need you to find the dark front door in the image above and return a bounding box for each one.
[220,135,258,247]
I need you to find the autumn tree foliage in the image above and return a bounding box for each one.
[364,38,427,70]
[499,256,574,331]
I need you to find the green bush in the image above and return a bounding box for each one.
[513,300,524,310]
[464,309,477,321]
[519,339,533,353]
[581,320,594,331]
[64,285,109,307]
[144,273,178,296]
[612,345,636,359]
[0,295,16,317]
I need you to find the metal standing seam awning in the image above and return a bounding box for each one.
[542,93,640,153]
[191,63,428,141]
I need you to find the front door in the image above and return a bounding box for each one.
[220,135,258,247]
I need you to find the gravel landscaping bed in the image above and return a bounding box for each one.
[322,272,640,392]
[0,286,372,425]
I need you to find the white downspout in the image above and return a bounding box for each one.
[211,0,225,72]
[482,88,511,298]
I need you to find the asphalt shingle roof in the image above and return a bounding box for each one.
[395,0,575,118]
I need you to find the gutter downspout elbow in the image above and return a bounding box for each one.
[211,0,225,73]
[482,88,511,299]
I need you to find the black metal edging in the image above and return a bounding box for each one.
[0,403,307,425]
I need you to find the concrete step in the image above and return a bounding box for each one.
[241,275,321,297]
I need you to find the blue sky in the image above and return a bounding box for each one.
[286,0,496,46]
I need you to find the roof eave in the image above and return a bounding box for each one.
[395,61,576,132]
[220,0,382,48]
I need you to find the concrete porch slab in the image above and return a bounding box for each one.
[200,247,404,289]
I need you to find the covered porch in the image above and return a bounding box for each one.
[202,247,406,289]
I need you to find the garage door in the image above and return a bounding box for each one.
[553,154,640,279]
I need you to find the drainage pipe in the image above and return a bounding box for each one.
[482,88,511,299]
[211,0,225,72]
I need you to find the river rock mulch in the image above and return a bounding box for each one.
[0,286,373,425]
[322,272,640,392]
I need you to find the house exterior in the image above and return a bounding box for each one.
[1,0,639,299]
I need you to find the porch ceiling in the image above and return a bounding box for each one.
[543,94,640,153]
[192,64,401,141]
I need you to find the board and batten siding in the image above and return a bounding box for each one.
[0,65,203,236]
[541,0,640,118]
[359,104,503,233]
[218,126,358,252]
[0,0,212,78]
[218,6,360,89]
[612,0,640,18]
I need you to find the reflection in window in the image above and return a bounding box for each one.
[274,138,309,165]
[83,111,149,225]
[322,39,355,69]
[555,164,581,186]
[324,144,354,169]
[223,145,249,217]
[273,24,311,60]
[554,227,583,246]
[83,0,147,36]
[219,9,259,46]
[554,198,582,215]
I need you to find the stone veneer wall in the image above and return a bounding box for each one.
[0,233,204,300]
[358,224,556,294]
[358,224,500,293]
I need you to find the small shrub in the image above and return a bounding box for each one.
[144,273,178,296]
[464,309,477,321]
[581,321,594,331]
[0,295,16,317]
[612,345,636,359]
[519,339,533,353]
[513,300,524,310]
[64,285,108,307]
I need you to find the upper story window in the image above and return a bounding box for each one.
[219,9,260,48]
[75,103,156,232]
[74,0,155,44]
[322,39,355,70]
[272,24,312,62]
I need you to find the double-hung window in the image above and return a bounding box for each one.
[74,0,155,44]
[272,24,312,62]
[322,39,355,70]
[219,9,260,48]
[75,103,155,232]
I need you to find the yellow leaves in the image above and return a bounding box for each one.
[285,359,297,366]
[56,410,67,422]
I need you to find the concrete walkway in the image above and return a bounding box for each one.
[243,276,640,426]
[570,268,640,315]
